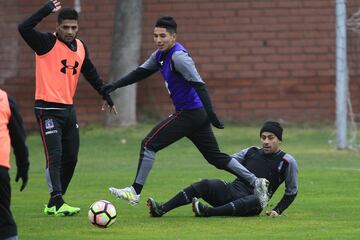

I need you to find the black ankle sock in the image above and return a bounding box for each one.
[132,183,143,194]
[162,186,199,213]
[162,192,187,213]
[48,192,64,210]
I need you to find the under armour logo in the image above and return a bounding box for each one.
[60,59,79,75]
[159,60,164,66]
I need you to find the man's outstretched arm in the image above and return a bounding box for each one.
[18,0,61,55]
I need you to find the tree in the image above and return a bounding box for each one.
[104,0,142,127]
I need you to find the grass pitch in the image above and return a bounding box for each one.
[10,123,360,239]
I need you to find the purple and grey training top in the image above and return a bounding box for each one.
[140,42,204,110]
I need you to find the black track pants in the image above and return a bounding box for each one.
[35,106,79,195]
[0,167,17,239]
[134,108,232,188]
[192,179,262,216]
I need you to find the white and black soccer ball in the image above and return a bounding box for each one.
[88,200,117,228]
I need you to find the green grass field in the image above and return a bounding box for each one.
[9,123,360,239]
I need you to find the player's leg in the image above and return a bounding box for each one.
[147,184,200,217]
[192,180,261,217]
[147,179,229,217]
[0,167,18,240]
[60,107,79,195]
[110,109,206,204]
[188,124,269,207]
[193,195,261,217]
[55,107,81,216]
[134,109,207,190]
[188,123,257,184]
[35,109,65,214]
[35,109,79,216]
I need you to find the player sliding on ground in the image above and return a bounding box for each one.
[147,121,298,217]
[102,16,270,208]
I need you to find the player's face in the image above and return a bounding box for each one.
[153,27,176,52]
[57,19,79,44]
[260,132,281,154]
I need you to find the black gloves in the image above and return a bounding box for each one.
[102,93,114,107]
[208,112,225,129]
[188,82,224,129]
[100,83,117,96]
[15,166,28,191]
[100,84,117,107]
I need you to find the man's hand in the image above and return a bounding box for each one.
[102,94,117,115]
[100,84,118,115]
[266,210,280,217]
[15,167,28,191]
[50,0,62,12]
[102,101,118,115]
[100,83,116,96]
[208,112,224,129]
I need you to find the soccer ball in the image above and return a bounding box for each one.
[88,200,117,228]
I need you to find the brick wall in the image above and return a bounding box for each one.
[139,0,359,123]
[2,0,360,130]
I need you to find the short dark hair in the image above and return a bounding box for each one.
[58,8,78,24]
[155,16,177,34]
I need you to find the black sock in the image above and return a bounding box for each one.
[162,185,199,213]
[48,192,64,210]
[132,183,143,194]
